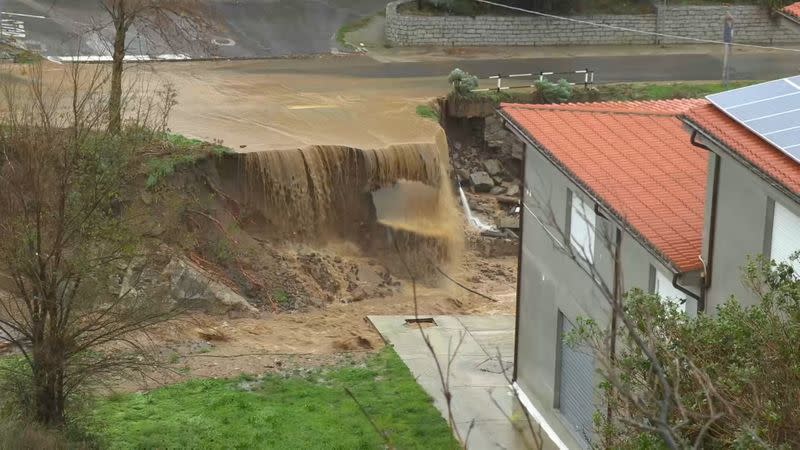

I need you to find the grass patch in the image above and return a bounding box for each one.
[272,289,294,308]
[416,104,440,121]
[145,134,231,189]
[85,348,458,449]
[578,81,759,102]
[335,15,375,48]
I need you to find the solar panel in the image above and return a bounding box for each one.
[707,76,800,164]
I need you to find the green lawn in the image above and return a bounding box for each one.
[86,348,458,449]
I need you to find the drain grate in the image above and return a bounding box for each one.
[404,317,437,328]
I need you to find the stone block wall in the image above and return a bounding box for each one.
[385,1,800,46]
[657,6,800,44]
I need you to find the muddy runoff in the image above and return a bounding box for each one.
[217,131,463,278]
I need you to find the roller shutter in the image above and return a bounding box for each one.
[558,315,595,447]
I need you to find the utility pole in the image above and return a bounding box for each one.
[722,9,734,86]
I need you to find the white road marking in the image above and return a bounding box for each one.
[56,54,191,62]
[287,105,338,110]
[0,11,46,19]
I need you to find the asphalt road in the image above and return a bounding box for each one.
[2,0,798,82]
[1,0,387,57]
[225,51,800,83]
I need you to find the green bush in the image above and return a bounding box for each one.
[570,255,800,448]
[535,78,573,104]
[448,68,479,96]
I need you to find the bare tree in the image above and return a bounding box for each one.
[98,0,212,133]
[0,63,176,426]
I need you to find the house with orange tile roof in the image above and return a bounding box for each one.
[498,99,709,449]
[499,77,800,449]
[683,78,800,312]
[781,1,800,22]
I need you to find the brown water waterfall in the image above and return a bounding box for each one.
[234,131,462,272]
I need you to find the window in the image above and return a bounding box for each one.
[650,266,686,312]
[771,201,800,273]
[555,312,595,447]
[568,190,596,264]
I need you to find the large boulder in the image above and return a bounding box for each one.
[505,184,520,198]
[483,159,504,177]
[469,171,495,193]
[497,215,520,230]
[485,114,525,160]
[163,258,259,316]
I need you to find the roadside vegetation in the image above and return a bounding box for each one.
[336,13,384,49]
[447,68,758,105]
[85,348,458,449]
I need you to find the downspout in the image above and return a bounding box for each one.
[507,112,526,382]
[607,227,622,423]
[690,130,718,313]
[671,272,700,302]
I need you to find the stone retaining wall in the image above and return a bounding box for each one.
[386,1,800,46]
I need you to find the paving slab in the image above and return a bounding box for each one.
[368,315,533,449]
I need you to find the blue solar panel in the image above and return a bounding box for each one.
[728,93,800,121]
[707,76,800,164]
[770,129,800,148]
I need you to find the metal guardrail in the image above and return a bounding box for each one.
[471,69,596,93]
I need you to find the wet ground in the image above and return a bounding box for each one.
[152,59,446,151]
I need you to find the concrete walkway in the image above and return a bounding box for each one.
[368,315,534,449]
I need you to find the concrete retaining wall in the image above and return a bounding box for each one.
[386,1,800,46]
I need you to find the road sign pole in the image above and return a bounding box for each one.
[723,43,731,86]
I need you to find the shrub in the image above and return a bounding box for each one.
[448,68,479,96]
[535,78,573,104]
[571,255,800,448]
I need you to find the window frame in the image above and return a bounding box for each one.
[567,189,597,265]
[769,199,800,273]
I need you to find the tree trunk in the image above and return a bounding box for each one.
[108,20,127,134]
[32,351,66,426]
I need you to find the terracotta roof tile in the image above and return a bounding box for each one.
[783,2,800,18]
[503,99,708,115]
[684,104,800,196]
[502,100,708,272]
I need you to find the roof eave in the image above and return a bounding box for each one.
[681,115,800,206]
